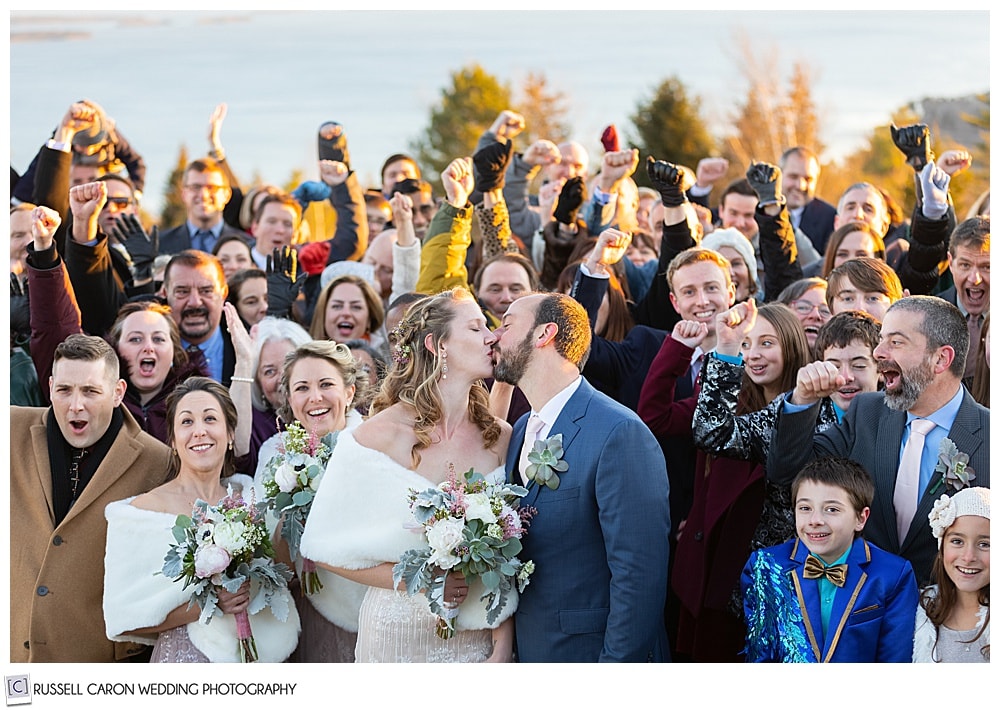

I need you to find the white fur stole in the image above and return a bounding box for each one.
[299,431,516,630]
[103,475,300,662]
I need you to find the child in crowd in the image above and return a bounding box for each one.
[914,487,990,662]
[741,457,918,662]
[825,256,903,322]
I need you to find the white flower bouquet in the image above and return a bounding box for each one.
[258,421,336,594]
[393,466,536,639]
[162,486,293,662]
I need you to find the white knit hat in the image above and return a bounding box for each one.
[928,486,990,546]
[700,228,758,287]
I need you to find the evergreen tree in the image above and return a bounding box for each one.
[159,146,189,229]
[411,64,512,181]
[516,72,572,148]
[627,76,714,188]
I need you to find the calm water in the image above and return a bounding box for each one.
[9,10,991,215]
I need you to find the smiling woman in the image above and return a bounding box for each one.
[102,377,300,663]
[253,340,371,662]
[309,274,386,352]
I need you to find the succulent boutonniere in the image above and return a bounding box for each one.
[525,434,569,490]
[929,438,976,496]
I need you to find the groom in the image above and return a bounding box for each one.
[494,292,671,662]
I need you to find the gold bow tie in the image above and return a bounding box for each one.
[802,555,847,587]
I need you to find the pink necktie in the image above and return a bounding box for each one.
[518,414,546,486]
[893,418,936,543]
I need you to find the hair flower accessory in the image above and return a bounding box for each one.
[927,494,958,545]
[389,325,412,367]
[932,438,976,494]
[526,434,569,490]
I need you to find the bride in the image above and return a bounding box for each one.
[300,287,515,662]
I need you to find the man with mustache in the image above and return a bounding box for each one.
[766,296,990,584]
[161,250,234,385]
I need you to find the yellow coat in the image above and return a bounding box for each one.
[9,406,171,662]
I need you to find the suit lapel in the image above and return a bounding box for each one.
[875,407,907,551]
[30,419,56,526]
[822,539,871,662]
[788,539,825,662]
[518,381,592,507]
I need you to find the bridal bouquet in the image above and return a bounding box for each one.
[393,466,536,639]
[162,486,294,662]
[258,421,336,594]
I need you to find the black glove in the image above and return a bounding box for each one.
[266,246,306,319]
[646,157,689,207]
[745,161,785,207]
[552,176,586,225]
[111,213,159,281]
[318,121,350,169]
[890,123,932,172]
[472,139,514,193]
[10,273,31,346]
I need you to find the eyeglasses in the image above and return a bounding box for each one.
[789,300,832,318]
[105,196,133,208]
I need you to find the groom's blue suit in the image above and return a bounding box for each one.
[506,378,671,662]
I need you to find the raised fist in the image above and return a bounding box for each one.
[472,139,514,193]
[745,161,785,207]
[646,157,693,207]
[441,157,474,208]
[695,157,729,188]
[890,123,932,172]
[551,177,586,226]
[489,110,525,142]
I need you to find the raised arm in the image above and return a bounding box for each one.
[632,158,698,329]
[415,157,475,295]
[320,159,369,263]
[26,206,83,403]
[692,301,772,461]
[746,162,802,301]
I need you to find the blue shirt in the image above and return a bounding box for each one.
[182,326,224,382]
[811,547,851,639]
[902,385,965,496]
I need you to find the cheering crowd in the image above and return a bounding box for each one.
[9,100,989,663]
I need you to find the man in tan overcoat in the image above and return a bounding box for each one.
[10,333,171,662]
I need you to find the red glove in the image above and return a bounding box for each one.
[297,241,331,275]
[601,124,619,153]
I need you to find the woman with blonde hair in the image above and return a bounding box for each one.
[301,287,515,662]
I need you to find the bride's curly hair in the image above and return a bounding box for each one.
[371,287,500,467]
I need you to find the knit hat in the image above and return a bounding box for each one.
[320,260,379,292]
[700,228,758,286]
[928,486,990,547]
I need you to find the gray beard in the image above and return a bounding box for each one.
[883,360,935,411]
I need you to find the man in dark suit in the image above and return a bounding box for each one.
[494,292,671,662]
[780,146,837,254]
[158,157,251,255]
[767,295,989,584]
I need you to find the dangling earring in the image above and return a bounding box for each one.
[440,346,448,380]
[228,440,234,451]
